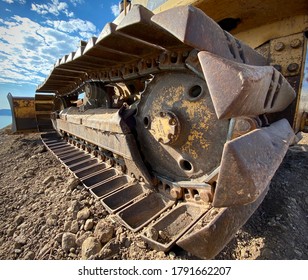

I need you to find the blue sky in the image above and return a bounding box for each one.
[0,0,122,109]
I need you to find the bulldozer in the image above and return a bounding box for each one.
[7,0,308,259]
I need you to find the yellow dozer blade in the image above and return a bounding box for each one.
[7,93,38,133]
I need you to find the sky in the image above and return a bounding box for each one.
[0,0,122,109]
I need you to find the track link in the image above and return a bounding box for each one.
[41,132,210,252]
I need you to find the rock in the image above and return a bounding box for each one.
[77,207,91,221]
[68,200,81,213]
[64,221,72,231]
[81,237,102,259]
[62,232,77,253]
[55,232,63,244]
[76,232,93,247]
[97,239,120,260]
[38,243,51,258]
[67,178,80,191]
[116,227,123,236]
[94,221,114,244]
[46,217,57,226]
[169,251,176,259]
[119,233,127,244]
[145,227,158,241]
[14,235,26,249]
[23,251,35,260]
[84,219,94,231]
[43,175,55,185]
[7,226,16,237]
[26,169,35,176]
[70,220,79,234]
[136,240,147,249]
[14,215,24,226]
[305,196,308,206]
[124,239,131,248]
[68,253,77,258]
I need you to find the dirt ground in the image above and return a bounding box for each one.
[0,125,307,260]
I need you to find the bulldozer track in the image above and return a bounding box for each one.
[41,131,210,253]
[20,4,302,259]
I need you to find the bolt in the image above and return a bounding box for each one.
[199,189,213,203]
[170,188,182,199]
[160,112,166,117]
[287,63,299,72]
[235,119,252,133]
[290,39,301,48]
[169,118,176,125]
[274,42,285,51]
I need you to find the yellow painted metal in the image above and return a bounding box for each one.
[235,15,308,49]
[153,0,200,13]
[136,0,308,48]
[7,93,38,133]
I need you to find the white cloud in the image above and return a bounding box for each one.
[111,4,120,17]
[0,15,89,87]
[46,18,97,39]
[69,0,84,6]
[2,0,26,4]
[31,0,74,18]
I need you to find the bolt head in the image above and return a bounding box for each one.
[287,63,299,72]
[274,42,285,51]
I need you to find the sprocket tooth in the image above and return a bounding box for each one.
[198,51,296,119]
[213,119,295,207]
[116,4,184,49]
[151,5,266,65]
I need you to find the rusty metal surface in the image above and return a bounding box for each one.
[177,185,269,260]
[198,51,296,119]
[116,192,175,232]
[141,202,210,252]
[37,6,267,95]
[116,4,184,49]
[135,70,229,180]
[213,119,295,207]
[151,6,266,66]
[7,93,38,133]
[101,183,147,213]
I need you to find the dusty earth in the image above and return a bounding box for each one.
[0,125,307,260]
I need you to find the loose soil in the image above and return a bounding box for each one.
[0,125,307,260]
